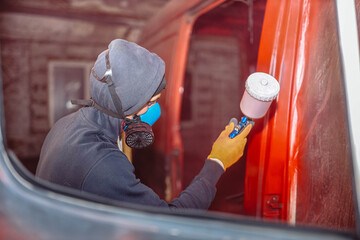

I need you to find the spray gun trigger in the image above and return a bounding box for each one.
[229,117,254,139]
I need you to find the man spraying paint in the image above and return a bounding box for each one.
[36,39,251,209]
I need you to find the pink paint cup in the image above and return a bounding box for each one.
[240,72,280,119]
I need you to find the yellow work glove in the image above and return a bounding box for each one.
[207,121,252,170]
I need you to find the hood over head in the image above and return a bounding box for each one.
[90,39,166,117]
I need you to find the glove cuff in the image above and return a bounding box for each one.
[208,158,225,170]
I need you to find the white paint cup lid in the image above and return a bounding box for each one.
[245,72,280,101]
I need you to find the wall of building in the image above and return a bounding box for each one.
[0,0,168,172]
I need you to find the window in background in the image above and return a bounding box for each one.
[48,61,92,126]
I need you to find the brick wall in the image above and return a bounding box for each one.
[1,39,106,161]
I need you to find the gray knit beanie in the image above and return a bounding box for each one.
[90,39,165,116]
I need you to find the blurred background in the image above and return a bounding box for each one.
[0,0,170,172]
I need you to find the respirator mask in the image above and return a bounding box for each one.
[122,102,161,149]
[72,49,163,149]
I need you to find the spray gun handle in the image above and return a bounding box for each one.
[229,116,254,139]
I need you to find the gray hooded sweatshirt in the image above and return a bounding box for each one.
[36,39,224,209]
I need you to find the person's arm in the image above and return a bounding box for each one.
[82,121,251,209]
[81,152,223,209]
[167,159,224,208]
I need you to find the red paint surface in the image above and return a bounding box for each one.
[244,0,355,229]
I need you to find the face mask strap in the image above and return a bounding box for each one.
[91,49,126,119]
[71,98,123,119]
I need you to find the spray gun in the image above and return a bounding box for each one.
[229,116,254,139]
[229,72,280,138]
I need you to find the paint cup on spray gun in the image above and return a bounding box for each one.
[229,72,280,138]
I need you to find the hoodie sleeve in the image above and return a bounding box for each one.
[81,152,224,209]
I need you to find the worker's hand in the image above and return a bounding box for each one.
[207,119,252,170]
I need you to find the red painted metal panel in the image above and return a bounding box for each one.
[244,0,355,230]
[244,0,301,220]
